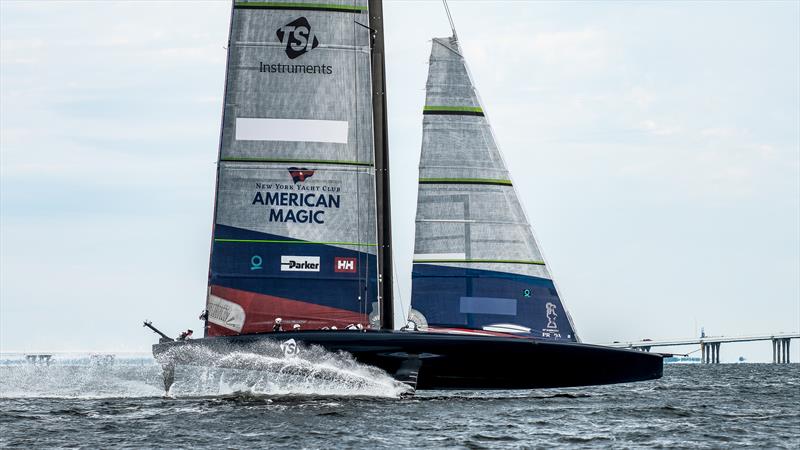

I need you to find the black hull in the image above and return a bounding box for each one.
[152,331,662,390]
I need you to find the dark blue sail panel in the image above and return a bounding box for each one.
[412,264,577,341]
[211,224,377,314]
[408,35,580,341]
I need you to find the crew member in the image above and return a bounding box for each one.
[273,318,283,332]
[177,329,193,341]
[292,324,301,331]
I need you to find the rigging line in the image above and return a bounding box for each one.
[352,3,366,315]
[392,252,409,325]
[442,0,458,41]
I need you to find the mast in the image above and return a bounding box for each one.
[368,0,394,330]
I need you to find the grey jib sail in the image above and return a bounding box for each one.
[410,36,578,341]
[206,0,380,336]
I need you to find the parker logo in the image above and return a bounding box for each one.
[334,257,357,273]
[276,17,319,60]
[288,167,315,183]
[281,256,320,272]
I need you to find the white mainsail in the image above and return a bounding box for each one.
[207,0,380,335]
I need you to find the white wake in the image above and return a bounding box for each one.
[0,343,410,399]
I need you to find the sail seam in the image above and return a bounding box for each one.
[221,157,374,167]
[413,259,546,266]
[215,238,377,246]
[234,1,367,13]
[423,105,484,116]
[419,178,512,186]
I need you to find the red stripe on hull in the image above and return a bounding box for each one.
[207,285,368,337]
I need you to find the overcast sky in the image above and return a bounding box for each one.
[1,0,798,362]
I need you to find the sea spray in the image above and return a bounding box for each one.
[0,358,163,399]
[0,343,410,399]
[157,340,411,398]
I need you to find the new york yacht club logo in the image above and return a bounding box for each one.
[288,167,314,183]
[276,17,319,59]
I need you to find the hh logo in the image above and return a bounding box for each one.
[288,167,314,183]
[334,257,357,273]
[276,17,319,59]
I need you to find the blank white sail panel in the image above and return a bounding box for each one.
[235,118,349,143]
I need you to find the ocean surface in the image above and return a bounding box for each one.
[1,349,798,449]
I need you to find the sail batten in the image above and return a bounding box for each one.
[234,2,368,13]
[409,36,578,342]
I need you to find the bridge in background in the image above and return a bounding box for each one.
[606,332,799,364]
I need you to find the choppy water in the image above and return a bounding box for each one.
[0,349,798,449]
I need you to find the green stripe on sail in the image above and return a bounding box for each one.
[234,1,367,12]
[413,259,546,266]
[221,157,373,167]
[419,178,512,186]
[423,106,483,113]
[215,238,376,247]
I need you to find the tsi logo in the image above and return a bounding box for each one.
[276,17,319,59]
[334,257,357,273]
[281,255,320,272]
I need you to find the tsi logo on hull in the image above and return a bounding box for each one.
[276,17,319,59]
[281,256,320,272]
[334,257,357,273]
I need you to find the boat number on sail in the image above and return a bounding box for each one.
[281,256,320,272]
[334,257,357,273]
[280,339,300,358]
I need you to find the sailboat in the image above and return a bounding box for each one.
[151,0,662,392]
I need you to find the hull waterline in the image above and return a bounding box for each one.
[152,330,663,390]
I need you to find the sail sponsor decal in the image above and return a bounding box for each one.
[258,61,333,75]
[249,171,343,224]
[334,257,357,273]
[250,173,342,224]
[276,17,318,59]
[235,118,348,143]
[288,167,314,183]
[280,255,320,272]
[253,16,335,75]
[250,255,264,270]
[206,294,246,333]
